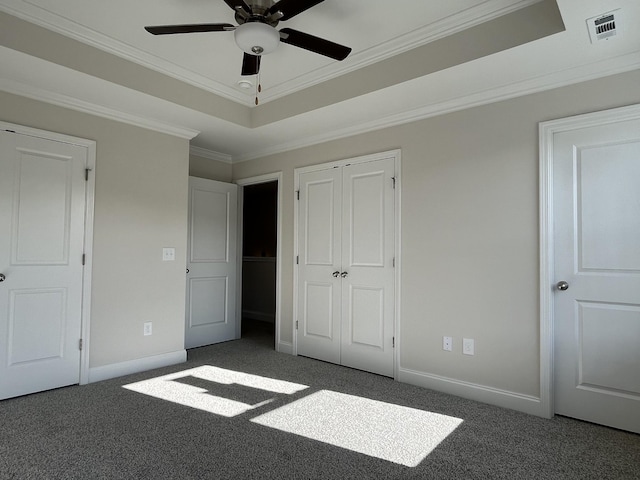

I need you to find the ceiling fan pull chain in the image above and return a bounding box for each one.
[255,72,262,105]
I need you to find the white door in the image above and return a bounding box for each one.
[185,177,238,349]
[0,130,87,400]
[297,167,342,364]
[297,157,396,377]
[553,116,640,434]
[340,159,395,377]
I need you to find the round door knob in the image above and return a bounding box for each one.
[0,273,5,282]
[556,281,569,291]
[332,271,340,278]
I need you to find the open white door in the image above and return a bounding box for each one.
[185,177,238,349]
[552,111,640,434]
[0,129,88,400]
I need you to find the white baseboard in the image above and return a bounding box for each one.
[88,350,187,384]
[398,367,545,417]
[277,341,293,355]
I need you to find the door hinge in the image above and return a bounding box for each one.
[392,257,395,268]
[295,320,299,330]
[392,337,395,348]
[392,177,396,189]
[296,255,299,265]
[85,168,91,181]
[82,254,86,266]
[296,190,300,200]
[79,339,83,351]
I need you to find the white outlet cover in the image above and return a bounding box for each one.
[162,247,176,261]
[143,322,152,336]
[443,336,453,352]
[463,338,474,355]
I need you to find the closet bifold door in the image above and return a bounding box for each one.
[296,156,396,377]
[296,167,342,364]
[339,158,395,377]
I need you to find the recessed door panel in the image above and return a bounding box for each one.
[9,288,66,365]
[348,286,384,348]
[578,143,640,272]
[189,277,227,328]
[305,179,337,266]
[12,150,72,265]
[190,189,230,263]
[578,302,640,395]
[304,282,334,339]
[348,170,386,267]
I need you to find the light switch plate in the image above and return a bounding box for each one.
[162,247,176,261]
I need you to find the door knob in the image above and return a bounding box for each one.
[0,273,5,282]
[341,271,348,278]
[556,281,569,291]
[332,271,340,278]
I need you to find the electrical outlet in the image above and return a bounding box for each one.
[162,247,175,261]
[143,322,152,336]
[463,338,474,355]
[443,336,453,352]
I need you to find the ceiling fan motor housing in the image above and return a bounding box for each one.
[234,21,280,55]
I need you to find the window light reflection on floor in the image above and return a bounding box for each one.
[123,366,463,467]
[123,365,309,417]
[251,390,463,467]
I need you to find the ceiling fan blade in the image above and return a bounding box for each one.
[241,53,261,76]
[144,23,234,35]
[266,0,324,22]
[279,28,351,61]
[223,0,252,16]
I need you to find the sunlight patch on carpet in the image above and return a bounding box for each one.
[123,365,309,417]
[251,390,463,467]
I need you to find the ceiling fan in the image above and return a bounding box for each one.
[144,0,352,77]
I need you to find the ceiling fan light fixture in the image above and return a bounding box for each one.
[234,22,280,56]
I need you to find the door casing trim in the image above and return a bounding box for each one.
[538,103,640,419]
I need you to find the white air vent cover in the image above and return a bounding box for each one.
[587,9,621,43]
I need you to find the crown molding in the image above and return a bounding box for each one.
[190,145,233,164]
[233,55,640,162]
[0,1,252,106]
[0,78,200,139]
[258,0,543,103]
[0,0,539,107]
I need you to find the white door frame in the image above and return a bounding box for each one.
[293,149,402,378]
[235,172,285,352]
[538,103,640,419]
[0,121,96,386]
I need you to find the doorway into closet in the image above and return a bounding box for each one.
[240,180,278,348]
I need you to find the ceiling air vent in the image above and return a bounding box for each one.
[587,9,621,44]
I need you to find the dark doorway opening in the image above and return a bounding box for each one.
[241,181,277,347]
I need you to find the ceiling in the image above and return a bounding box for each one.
[0,0,639,162]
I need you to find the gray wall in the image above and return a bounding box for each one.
[1,91,189,369]
[232,70,640,400]
[189,153,232,182]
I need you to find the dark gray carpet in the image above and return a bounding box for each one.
[1,327,638,479]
